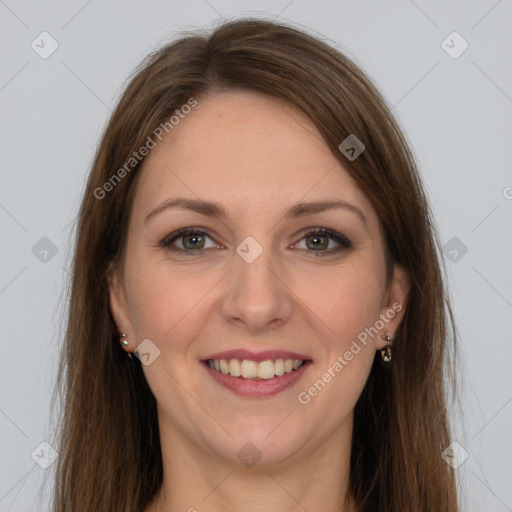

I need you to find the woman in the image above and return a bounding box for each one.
[53,18,458,511]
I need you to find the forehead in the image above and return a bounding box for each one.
[132,90,375,222]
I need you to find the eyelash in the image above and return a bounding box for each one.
[159,227,352,258]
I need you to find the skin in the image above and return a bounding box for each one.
[108,90,410,512]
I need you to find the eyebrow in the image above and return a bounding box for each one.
[144,197,368,228]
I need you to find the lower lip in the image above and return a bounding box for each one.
[201,361,312,398]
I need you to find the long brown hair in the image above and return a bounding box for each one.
[52,18,458,511]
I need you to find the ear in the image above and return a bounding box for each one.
[107,262,134,351]
[376,264,410,350]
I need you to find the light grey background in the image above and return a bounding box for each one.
[1,1,511,510]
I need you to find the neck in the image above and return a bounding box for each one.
[146,411,356,512]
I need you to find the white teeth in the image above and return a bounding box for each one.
[241,360,258,379]
[229,358,241,377]
[220,359,229,375]
[258,360,275,380]
[274,359,285,376]
[207,358,305,379]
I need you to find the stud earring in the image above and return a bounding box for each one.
[119,333,132,359]
[380,330,394,364]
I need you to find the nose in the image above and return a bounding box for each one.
[220,243,293,333]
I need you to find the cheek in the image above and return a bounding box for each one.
[302,262,384,411]
[293,260,384,344]
[123,252,217,348]
[295,266,381,421]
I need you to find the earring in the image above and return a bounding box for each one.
[380,330,394,364]
[119,333,129,347]
[119,333,132,359]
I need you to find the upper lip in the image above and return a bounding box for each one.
[202,349,312,363]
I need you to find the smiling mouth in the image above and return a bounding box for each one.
[204,358,308,380]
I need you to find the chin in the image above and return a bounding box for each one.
[209,419,308,468]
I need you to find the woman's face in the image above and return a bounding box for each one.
[109,90,409,467]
